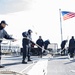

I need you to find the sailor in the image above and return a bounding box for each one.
[22,29,32,64]
[36,36,44,57]
[68,36,75,58]
[0,20,16,68]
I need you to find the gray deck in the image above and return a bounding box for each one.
[0,55,48,75]
[47,56,75,75]
[0,54,75,75]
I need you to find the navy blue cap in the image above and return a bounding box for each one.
[1,20,8,25]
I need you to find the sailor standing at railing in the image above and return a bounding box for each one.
[36,36,44,58]
[0,20,16,68]
[22,29,32,64]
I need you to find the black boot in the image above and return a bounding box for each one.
[28,59,32,61]
[22,60,27,64]
[28,56,32,61]
[0,65,4,68]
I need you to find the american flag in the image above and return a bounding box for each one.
[61,11,75,20]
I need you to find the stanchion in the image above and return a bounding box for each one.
[0,44,4,68]
[0,61,4,68]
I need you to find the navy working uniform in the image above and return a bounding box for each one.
[44,40,50,49]
[61,40,67,55]
[22,29,32,64]
[36,36,44,57]
[0,20,15,67]
[68,36,75,58]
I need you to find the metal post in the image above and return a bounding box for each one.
[59,9,63,42]
[0,43,4,68]
[9,35,12,52]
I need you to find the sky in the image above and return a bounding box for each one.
[0,0,75,48]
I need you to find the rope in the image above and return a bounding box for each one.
[23,37,45,50]
[0,37,45,51]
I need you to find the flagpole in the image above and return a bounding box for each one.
[59,9,63,42]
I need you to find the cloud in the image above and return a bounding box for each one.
[0,0,32,14]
